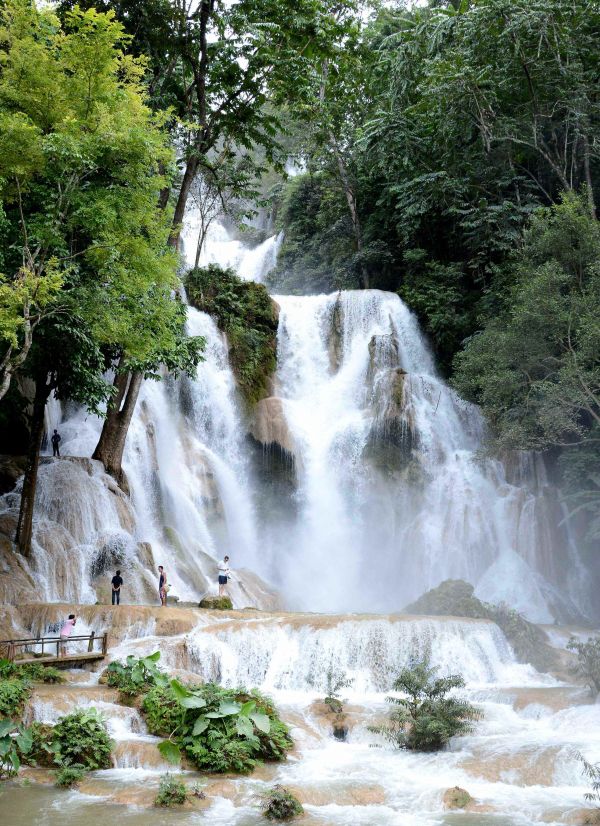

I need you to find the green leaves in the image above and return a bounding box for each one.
[157,740,182,766]
[143,680,291,775]
[248,712,271,734]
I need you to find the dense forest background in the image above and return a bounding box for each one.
[0,0,598,558]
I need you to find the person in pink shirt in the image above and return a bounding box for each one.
[59,614,76,657]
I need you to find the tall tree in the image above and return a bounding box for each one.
[0,1,203,550]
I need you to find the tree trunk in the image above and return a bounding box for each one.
[15,378,51,557]
[92,365,143,491]
[330,132,369,289]
[169,153,200,250]
[582,133,597,220]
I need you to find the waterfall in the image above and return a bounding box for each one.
[0,217,589,620]
[260,291,584,620]
[185,615,533,692]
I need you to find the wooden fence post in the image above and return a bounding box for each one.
[87,631,96,653]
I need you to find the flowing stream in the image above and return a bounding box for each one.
[3,605,599,825]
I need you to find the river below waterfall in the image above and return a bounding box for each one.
[2,605,599,825]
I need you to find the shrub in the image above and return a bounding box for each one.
[149,681,293,774]
[142,684,183,737]
[53,709,113,770]
[567,636,600,696]
[105,652,166,698]
[323,666,353,715]
[0,720,33,778]
[369,660,481,751]
[259,785,304,821]
[155,773,188,807]
[54,765,86,788]
[185,264,278,405]
[24,723,59,768]
[0,676,31,719]
[0,659,64,684]
[580,754,600,807]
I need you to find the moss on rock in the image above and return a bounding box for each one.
[185,264,278,406]
[199,596,233,610]
[404,579,557,672]
[443,786,474,810]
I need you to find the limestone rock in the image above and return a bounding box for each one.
[443,786,474,810]
[248,396,295,456]
[199,595,233,610]
[404,579,558,673]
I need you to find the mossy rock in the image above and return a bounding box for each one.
[443,786,473,810]
[199,596,233,610]
[184,264,278,406]
[404,579,557,673]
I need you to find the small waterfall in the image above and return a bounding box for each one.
[186,615,533,692]
[183,214,283,283]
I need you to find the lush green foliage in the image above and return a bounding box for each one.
[155,772,188,807]
[0,719,32,778]
[147,679,292,774]
[453,194,600,546]
[0,659,63,684]
[106,651,166,698]
[369,660,480,752]
[0,675,31,719]
[54,765,86,788]
[52,708,113,770]
[185,264,278,404]
[568,636,600,696]
[259,785,304,821]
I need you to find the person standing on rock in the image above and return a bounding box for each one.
[59,614,76,657]
[111,570,123,605]
[218,556,232,597]
[158,565,168,607]
[51,429,61,457]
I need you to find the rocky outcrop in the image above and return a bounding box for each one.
[0,454,27,495]
[248,397,295,457]
[443,787,474,810]
[404,579,558,672]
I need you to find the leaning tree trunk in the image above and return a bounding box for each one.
[92,365,143,492]
[15,377,51,557]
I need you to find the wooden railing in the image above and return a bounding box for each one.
[0,632,108,662]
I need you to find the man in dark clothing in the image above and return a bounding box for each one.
[111,570,123,605]
[51,429,61,457]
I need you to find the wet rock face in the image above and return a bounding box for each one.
[0,455,27,495]
[404,579,559,673]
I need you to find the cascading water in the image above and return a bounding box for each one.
[259,291,584,620]
[0,214,589,620]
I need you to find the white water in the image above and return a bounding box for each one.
[0,214,590,621]
[262,291,583,619]
[10,607,600,825]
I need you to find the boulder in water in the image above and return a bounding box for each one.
[443,787,474,810]
[199,596,233,610]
